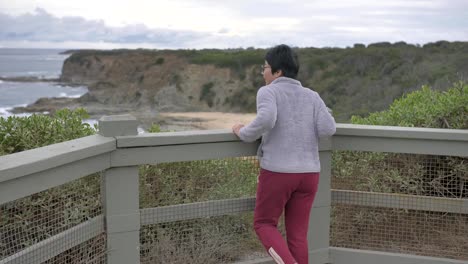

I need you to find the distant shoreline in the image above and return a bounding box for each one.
[0,76,59,83]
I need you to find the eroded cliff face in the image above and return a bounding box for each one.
[23,42,468,121]
[61,51,262,112]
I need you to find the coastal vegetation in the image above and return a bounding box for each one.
[0,49,468,263]
[0,109,260,262]
[56,41,468,122]
[0,108,94,155]
[331,82,468,257]
[335,81,467,197]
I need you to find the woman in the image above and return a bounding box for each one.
[232,44,336,264]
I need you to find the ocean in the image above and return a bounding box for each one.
[0,48,88,118]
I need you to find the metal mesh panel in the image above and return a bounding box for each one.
[43,234,106,264]
[139,157,270,263]
[140,213,267,264]
[330,151,468,260]
[0,173,106,263]
[332,152,467,197]
[139,157,259,207]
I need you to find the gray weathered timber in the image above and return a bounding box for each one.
[116,130,332,150]
[330,247,468,264]
[2,120,468,264]
[307,151,332,264]
[99,115,140,264]
[228,248,328,263]
[102,166,140,264]
[117,129,240,147]
[111,141,259,167]
[310,248,331,264]
[0,135,115,183]
[99,115,138,137]
[332,190,468,214]
[308,207,331,259]
[0,216,104,264]
[336,124,468,141]
[232,258,275,264]
[140,181,335,226]
[0,153,110,204]
[140,197,256,225]
[313,149,332,208]
[333,135,468,156]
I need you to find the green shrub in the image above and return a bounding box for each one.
[138,157,260,263]
[227,86,257,112]
[1,109,261,261]
[331,82,468,256]
[0,109,100,258]
[335,82,468,198]
[140,123,260,262]
[199,82,216,107]
[155,57,165,65]
[139,158,258,208]
[187,48,264,80]
[351,81,468,128]
[0,108,95,155]
[170,74,183,92]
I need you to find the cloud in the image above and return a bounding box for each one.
[0,1,467,49]
[0,8,206,48]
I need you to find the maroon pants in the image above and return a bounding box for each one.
[254,168,319,264]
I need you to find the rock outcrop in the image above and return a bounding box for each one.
[19,42,468,122]
[60,50,263,113]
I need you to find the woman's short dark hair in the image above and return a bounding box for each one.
[265,44,299,79]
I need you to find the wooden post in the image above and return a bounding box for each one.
[308,137,333,264]
[99,115,141,264]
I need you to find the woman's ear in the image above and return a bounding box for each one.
[274,69,283,77]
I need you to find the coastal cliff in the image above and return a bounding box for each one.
[18,41,468,122]
[60,49,264,113]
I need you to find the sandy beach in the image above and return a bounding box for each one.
[158,112,257,130]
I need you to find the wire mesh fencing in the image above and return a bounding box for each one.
[330,151,468,260]
[138,157,271,264]
[43,234,106,264]
[0,173,106,264]
[140,213,265,264]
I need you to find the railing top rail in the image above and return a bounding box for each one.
[116,124,468,149]
[0,135,115,183]
[117,129,239,148]
[1,124,467,184]
[336,124,468,141]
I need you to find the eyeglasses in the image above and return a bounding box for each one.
[261,65,271,74]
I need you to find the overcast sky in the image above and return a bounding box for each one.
[1,0,467,49]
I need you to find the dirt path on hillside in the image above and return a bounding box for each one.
[158,112,257,130]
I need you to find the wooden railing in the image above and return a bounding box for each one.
[0,115,467,264]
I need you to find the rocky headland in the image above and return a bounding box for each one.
[13,49,264,128]
[13,41,468,127]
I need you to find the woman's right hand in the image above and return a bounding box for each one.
[232,124,244,137]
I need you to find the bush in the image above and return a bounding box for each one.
[155,57,165,65]
[1,110,261,262]
[0,108,95,155]
[331,82,468,257]
[188,48,264,80]
[339,82,468,197]
[351,81,468,128]
[138,157,260,263]
[199,82,216,107]
[0,109,100,258]
[141,124,260,262]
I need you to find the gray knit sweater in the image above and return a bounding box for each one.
[239,77,336,173]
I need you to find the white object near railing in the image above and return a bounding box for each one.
[0,115,467,264]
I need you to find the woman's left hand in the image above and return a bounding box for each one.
[232,124,244,137]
